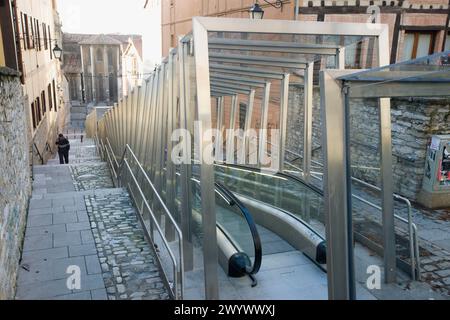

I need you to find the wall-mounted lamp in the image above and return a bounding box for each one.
[249,1,283,19]
[53,43,63,61]
[249,2,264,19]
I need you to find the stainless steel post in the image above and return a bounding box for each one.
[279,73,290,172]
[320,70,350,300]
[303,62,314,182]
[193,19,219,300]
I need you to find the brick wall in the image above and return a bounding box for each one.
[0,67,32,299]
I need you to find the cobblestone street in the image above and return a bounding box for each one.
[15,136,168,300]
[351,184,450,296]
[71,163,114,191]
[85,191,169,300]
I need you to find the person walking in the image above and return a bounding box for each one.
[55,133,71,164]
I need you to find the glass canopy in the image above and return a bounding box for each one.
[338,50,450,83]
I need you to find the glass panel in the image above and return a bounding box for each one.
[339,51,450,83]
[416,33,432,58]
[345,42,360,69]
[213,164,326,238]
[191,166,258,265]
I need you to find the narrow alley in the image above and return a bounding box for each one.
[15,132,168,300]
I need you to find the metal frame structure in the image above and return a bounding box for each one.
[92,17,395,300]
[320,51,450,298]
[190,17,390,300]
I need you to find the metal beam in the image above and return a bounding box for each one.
[165,51,177,241]
[243,89,256,164]
[278,73,290,171]
[211,91,234,97]
[209,38,338,55]
[211,79,265,88]
[320,70,351,300]
[347,81,450,98]
[215,97,225,163]
[210,74,267,86]
[196,16,389,37]
[210,63,284,80]
[178,39,194,271]
[210,81,252,91]
[379,97,396,284]
[303,62,314,182]
[193,18,219,300]
[210,86,251,95]
[209,53,307,69]
[258,82,271,167]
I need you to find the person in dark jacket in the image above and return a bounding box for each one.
[55,134,70,164]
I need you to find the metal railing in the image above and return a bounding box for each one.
[288,156,421,280]
[99,139,184,300]
[33,143,44,165]
[351,177,421,280]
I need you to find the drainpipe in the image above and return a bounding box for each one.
[294,0,299,20]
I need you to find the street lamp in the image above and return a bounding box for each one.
[249,2,264,19]
[249,1,284,19]
[53,43,63,61]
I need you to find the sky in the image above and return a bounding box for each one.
[57,0,162,69]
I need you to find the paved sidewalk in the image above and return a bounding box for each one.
[16,166,107,300]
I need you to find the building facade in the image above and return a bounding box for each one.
[62,33,144,106]
[1,0,68,164]
[162,0,450,61]
[0,0,63,298]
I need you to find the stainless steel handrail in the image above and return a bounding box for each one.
[121,144,184,299]
[295,157,421,280]
[94,134,104,160]
[236,141,421,280]
[103,139,118,181]
[106,138,120,170]
[100,140,184,299]
[351,176,421,280]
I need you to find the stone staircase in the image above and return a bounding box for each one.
[15,133,168,300]
[70,102,87,129]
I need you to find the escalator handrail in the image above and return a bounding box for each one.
[214,182,262,275]
[190,173,262,276]
[217,162,325,197]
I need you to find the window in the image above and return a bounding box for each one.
[48,84,53,111]
[239,103,247,130]
[29,17,35,49]
[345,42,363,69]
[52,80,57,111]
[97,48,103,62]
[24,14,31,49]
[43,23,48,50]
[48,26,52,59]
[35,97,41,124]
[445,33,450,52]
[31,102,36,129]
[401,31,436,61]
[35,19,41,51]
[108,49,114,66]
[41,91,46,114]
[20,13,27,50]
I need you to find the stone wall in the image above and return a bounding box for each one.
[286,85,323,164]
[0,67,32,299]
[286,85,450,200]
[350,98,450,199]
